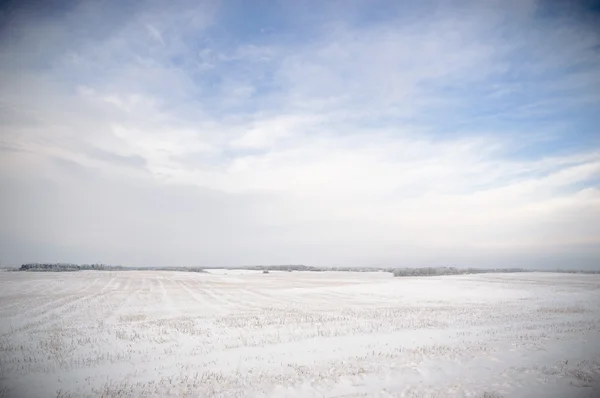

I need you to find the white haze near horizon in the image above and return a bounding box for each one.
[0,0,599,269]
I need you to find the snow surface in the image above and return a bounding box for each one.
[0,271,599,397]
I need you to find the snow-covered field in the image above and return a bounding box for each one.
[1,271,599,398]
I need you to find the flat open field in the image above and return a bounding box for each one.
[1,271,599,397]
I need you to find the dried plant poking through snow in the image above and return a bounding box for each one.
[0,271,599,397]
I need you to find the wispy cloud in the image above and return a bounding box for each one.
[0,0,599,267]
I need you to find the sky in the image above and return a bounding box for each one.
[0,0,599,269]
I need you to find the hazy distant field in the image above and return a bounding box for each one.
[1,271,599,397]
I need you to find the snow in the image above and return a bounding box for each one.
[0,271,599,397]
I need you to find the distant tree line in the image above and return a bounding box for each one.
[548,269,600,274]
[18,263,206,273]
[16,263,600,275]
[391,266,527,277]
[219,265,531,275]
[19,263,114,272]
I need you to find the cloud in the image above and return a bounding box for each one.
[0,0,599,268]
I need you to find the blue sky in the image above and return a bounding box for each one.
[0,0,599,268]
